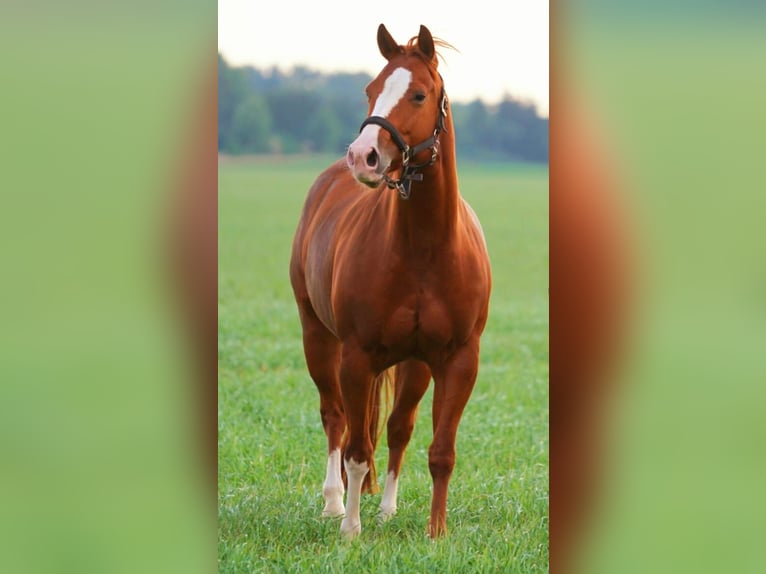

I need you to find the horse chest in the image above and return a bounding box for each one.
[375,283,467,358]
[331,222,487,360]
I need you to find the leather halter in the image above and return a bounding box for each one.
[358,86,448,200]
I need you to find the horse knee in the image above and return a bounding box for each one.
[428,446,455,479]
[387,417,414,448]
[320,404,344,427]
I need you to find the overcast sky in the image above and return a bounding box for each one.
[218,1,549,116]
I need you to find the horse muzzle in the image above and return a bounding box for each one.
[346,129,392,188]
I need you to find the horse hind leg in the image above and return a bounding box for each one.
[297,301,346,517]
[427,340,480,538]
[380,360,431,521]
[346,368,392,496]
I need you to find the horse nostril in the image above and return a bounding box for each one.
[346,149,355,167]
[366,149,378,168]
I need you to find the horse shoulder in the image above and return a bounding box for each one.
[292,161,341,283]
[459,196,489,251]
[291,159,361,335]
[434,199,493,335]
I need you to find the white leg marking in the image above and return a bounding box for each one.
[379,470,399,521]
[340,457,369,539]
[322,448,345,517]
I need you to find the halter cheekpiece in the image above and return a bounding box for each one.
[358,86,448,200]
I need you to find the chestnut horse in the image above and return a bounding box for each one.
[289,24,491,539]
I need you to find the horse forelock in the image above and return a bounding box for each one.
[404,36,457,68]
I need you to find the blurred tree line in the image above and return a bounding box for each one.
[219,53,548,163]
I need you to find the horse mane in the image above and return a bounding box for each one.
[404,36,459,67]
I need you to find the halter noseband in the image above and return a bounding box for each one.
[358,86,448,200]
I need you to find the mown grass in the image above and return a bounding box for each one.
[218,155,548,572]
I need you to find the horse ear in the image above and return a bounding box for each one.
[377,24,401,61]
[418,25,435,62]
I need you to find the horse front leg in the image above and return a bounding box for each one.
[380,360,431,521]
[297,301,346,517]
[338,343,376,539]
[428,339,480,538]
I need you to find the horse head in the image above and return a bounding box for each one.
[346,24,448,197]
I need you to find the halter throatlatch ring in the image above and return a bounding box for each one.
[358,87,448,200]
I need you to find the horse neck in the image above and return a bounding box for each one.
[393,124,459,247]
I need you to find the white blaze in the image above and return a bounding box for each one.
[372,67,412,117]
[354,67,412,152]
[322,448,345,517]
[340,457,369,539]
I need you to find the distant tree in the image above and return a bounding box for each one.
[327,97,368,147]
[527,118,550,163]
[217,54,548,163]
[218,54,247,151]
[306,106,345,153]
[230,94,272,153]
[453,99,493,159]
[265,89,321,146]
[477,95,549,162]
[323,72,372,100]
[494,96,527,159]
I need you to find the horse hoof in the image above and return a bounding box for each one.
[321,505,345,518]
[322,493,345,517]
[378,506,397,522]
[340,518,361,539]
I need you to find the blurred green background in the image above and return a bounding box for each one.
[0,2,215,573]
[560,3,766,573]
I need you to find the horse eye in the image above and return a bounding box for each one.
[413,92,426,103]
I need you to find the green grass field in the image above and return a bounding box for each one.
[218,155,549,572]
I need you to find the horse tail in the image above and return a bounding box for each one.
[341,367,395,495]
[365,367,395,493]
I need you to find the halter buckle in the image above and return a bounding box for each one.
[402,146,412,168]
